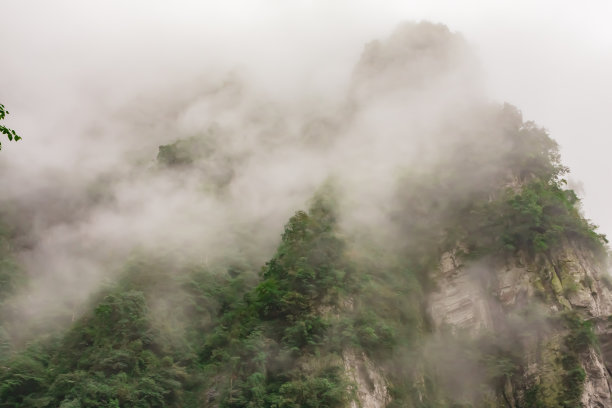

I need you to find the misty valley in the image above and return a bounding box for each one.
[2,21,612,408]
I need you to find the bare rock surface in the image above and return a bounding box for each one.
[343,349,391,408]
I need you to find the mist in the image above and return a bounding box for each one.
[1,0,610,345]
[2,3,612,407]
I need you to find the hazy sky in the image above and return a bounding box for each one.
[2,0,611,235]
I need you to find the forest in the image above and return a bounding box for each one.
[1,21,611,408]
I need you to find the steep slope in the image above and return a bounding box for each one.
[1,21,611,408]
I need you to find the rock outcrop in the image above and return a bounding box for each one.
[427,242,612,407]
[343,349,391,408]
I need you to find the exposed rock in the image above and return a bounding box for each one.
[428,250,492,332]
[497,265,531,306]
[581,345,612,408]
[551,244,612,317]
[426,242,612,406]
[595,318,612,382]
[343,349,390,408]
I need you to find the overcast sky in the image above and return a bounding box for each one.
[2,0,611,235]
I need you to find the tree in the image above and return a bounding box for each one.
[0,104,22,150]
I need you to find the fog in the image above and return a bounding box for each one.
[3,1,611,227]
[1,1,611,328]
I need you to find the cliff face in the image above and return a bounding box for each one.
[428,243,612,407]
[2,21,611,408]
[340,25,612,406]
[343,240,612,408]
[343,349,391,408]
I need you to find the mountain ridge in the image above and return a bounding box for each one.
[1,21,611,407]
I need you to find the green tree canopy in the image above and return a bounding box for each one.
[0,104,22,150]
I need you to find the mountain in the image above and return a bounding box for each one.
[1,22,611,408]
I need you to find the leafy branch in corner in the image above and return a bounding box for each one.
[0,104,22,150]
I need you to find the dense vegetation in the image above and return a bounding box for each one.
[0,222,24,361]
[0,103,609,407]
[0,195,358,407]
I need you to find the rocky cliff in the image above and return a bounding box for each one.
[429,243,612,407]
[1,21,611,408]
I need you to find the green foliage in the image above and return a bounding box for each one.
[498,104,568,183]
[1,101,609,407]
[157,139,197,166]
[0,104,22,151]
[0,287,189,407]
[0,221,26,362]
[520,313,597,407]
[390,105,608,405]
[562,311,598,354]
[523,384,547,408]
[0,348,49,405]
[559,354,585,408]
[275,367,351,408]
[556,312,595,408]
[157,130,216,167]
[465,180,607,259]
[0,222,24,304]
[196,193,354,407]
[254,195,350,335]
[395,103,606,265]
